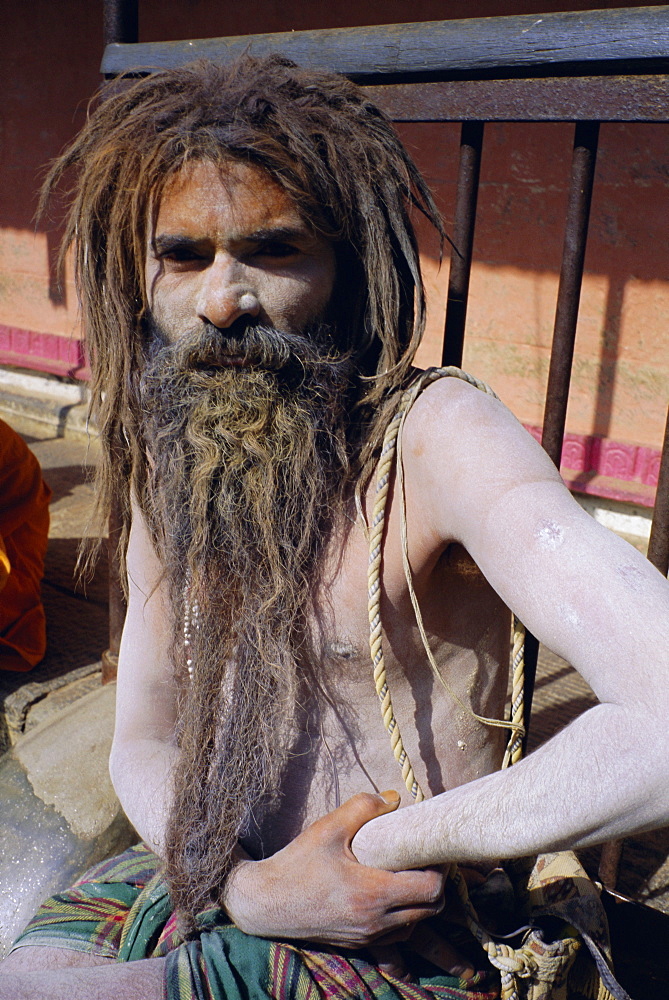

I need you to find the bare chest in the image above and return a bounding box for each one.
[241,505,512,860]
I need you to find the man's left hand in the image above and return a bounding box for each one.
[221,792,445,948]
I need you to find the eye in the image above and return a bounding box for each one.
[154,244,210,272]
[162,247,202,262]
[251,241,300,259]
[151,236,211,269]
[160,247,208,266]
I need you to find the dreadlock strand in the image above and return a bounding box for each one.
[40,51,445,594]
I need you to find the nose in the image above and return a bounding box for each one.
[196,256,261,329]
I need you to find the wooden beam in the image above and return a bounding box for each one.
[101,6,669,80]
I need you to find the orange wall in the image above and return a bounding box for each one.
[406,120,669,449]
[1,2,102,341]
[1,1,667,453]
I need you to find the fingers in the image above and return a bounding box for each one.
[367,943,409,981]
[410,922,475,980]
[383,866,446,910]
[371,922,418,946]
[360,868,445,941]
[367,905,439,941]
[312,791,401,850]
[347,865,445,939]
[371,923,476,984]
[228,793,450,950]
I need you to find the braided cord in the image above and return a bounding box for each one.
[368,393,424,800]
[367,367,524,801]
[366,366,535,999]
[504,617,527,768]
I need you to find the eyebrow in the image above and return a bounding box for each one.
[151,226,312,255]
[152,235,206,255]
[242,226,311,245]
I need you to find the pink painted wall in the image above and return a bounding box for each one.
[1,2,667,493]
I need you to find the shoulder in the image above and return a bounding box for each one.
[399,370,563,544]
[401,369,551,473]
[401,368,530,447]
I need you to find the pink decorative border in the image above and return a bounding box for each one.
[0,324,661,507]
[524,424,659,507]
[0,324,90,380]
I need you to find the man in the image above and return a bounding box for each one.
[1,54,668,1000]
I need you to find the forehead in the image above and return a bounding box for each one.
[152,159,303,237]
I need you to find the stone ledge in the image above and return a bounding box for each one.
[0,662,103,754]
[0,684,135,956]
[0,369,94,441]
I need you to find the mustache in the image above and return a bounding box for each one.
[142,317,348,385]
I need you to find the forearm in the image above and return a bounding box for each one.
[109,737,179,856]
[0,958,165,1000]
[352,702,669,871]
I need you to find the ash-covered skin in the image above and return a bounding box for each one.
[535,519,565,550]
[616,562,646,593]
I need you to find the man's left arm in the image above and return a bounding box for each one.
[352,377,669,871]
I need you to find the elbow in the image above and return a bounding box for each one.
[620,708,669,830]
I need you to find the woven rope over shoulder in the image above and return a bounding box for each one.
[364,366,624,1000]
[365,367,532,996]
[366,366,525,804]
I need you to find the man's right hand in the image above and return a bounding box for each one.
[222,792,446,949]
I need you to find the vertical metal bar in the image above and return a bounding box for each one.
[103,0,139,47]
[100,0,138,681]
[598,839,624,890]
[541,120,600,467]
[442,121,485,368]
[599,406,669,887]
[525,122,599,743]
[522,121,600,743]
[520,631,539,755]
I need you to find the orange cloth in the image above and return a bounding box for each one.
[0,419,51,671]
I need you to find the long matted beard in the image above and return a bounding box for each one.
[138,323,354,919]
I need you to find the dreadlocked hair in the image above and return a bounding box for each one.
[39,53,445,582]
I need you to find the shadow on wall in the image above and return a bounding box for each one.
[2,2,668,444]
[8,0,646,253]
[1,4,105,308]
[404,120,669,446]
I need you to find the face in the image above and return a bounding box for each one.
[144,159,337,350]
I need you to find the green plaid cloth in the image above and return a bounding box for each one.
[12,845,499,1000]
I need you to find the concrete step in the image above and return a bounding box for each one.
[0,684,135,956]
[0,369,93,441]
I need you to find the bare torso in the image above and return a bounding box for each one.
[241,465,511,859]
[107,370,669,958]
